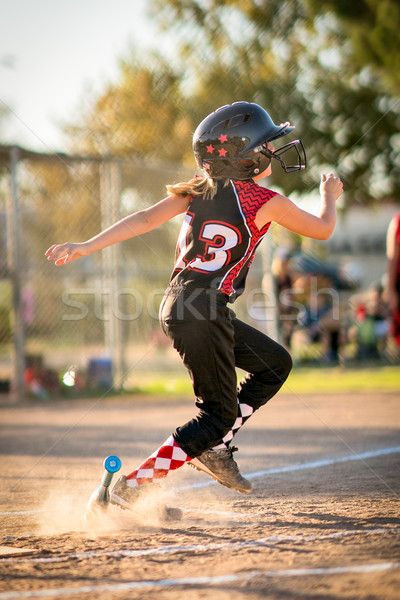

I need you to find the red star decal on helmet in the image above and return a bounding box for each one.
[206,144,214,154]
[219,134,228,143]
[218,148,227,157]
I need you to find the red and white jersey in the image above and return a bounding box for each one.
[170,179,277,300]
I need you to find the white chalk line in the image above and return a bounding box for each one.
[1,560,399,599]
[180,507,257,519]
[0,510,47,516]
[177,445,400,490]
[1,445,399,517]
[0,527,395,565]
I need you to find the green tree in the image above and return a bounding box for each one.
[305,0,400,95]
[148,0,400,204]
[67,52,193,164]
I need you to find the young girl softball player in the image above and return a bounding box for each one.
[46,102,343,506]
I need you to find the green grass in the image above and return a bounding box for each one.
[126,364,400,397]
[128,374,193,397]
[283,364,400,395]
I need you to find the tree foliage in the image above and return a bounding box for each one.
[149,0,400,204]
[66,0,400,205]
[305,0,400,95]
[67,52,193,164]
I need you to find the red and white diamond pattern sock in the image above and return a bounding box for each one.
[126,435,191,487]
[212,400,254,450]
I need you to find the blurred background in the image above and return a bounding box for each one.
[1,0,399,398]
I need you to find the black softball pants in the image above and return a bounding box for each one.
[159,284,292,458]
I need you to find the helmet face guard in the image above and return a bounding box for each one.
[193,102,306,180]
[259,139,306,173]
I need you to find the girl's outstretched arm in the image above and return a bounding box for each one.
[45,194,189,265]
[255,172,343,240]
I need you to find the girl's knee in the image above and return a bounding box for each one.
[281,347,293,379]
[259,346,292,387]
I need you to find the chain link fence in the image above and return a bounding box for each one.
[1,145,215,398]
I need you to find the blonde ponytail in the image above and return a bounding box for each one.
[166,176,217,200]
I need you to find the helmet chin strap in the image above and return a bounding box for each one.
[262,139,306,172]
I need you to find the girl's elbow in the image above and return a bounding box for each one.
[309,223,335,240]
[318,226,335,240]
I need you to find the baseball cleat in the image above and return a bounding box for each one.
[110,475,142,510]
[110,475,183,521]
[188,446,252,493]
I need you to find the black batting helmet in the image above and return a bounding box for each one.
[193,101,306,180]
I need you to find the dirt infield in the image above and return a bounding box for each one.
[0,391,399,599]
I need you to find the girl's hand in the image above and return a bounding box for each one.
[45,242,89,265]
[320,173,344,200]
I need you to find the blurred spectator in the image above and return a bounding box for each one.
[293,274,342,364]
[271,251,366,364]
[24,354,60,398]
[348,283,390,361]
[386,213,400,347]
[271,249,297,349]
[289,253,360,291]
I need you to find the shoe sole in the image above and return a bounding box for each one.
[110,493,132,510]
[188,458,252,493]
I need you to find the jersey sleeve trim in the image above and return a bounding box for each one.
[233,180,277,236]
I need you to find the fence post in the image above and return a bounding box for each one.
[109,159,125,389]
[99,159,125,390]
[7,147,26,398]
